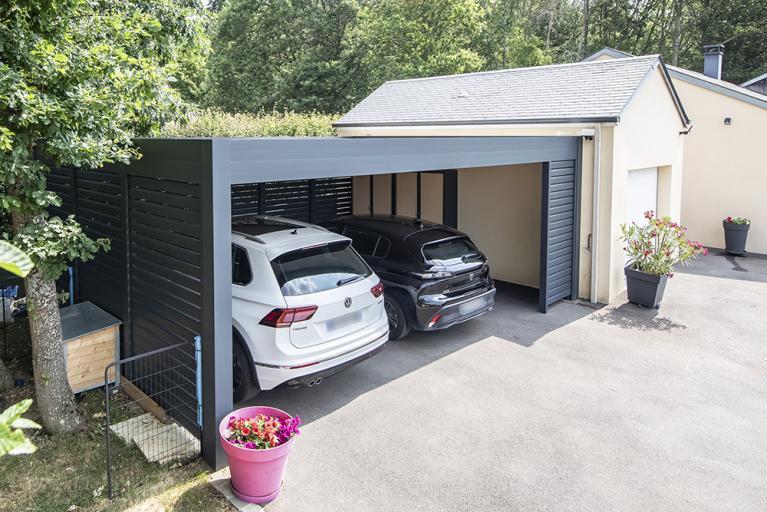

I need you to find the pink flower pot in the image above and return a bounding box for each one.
[219,406,297,504]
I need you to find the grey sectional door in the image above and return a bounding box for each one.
[539,160,579,313]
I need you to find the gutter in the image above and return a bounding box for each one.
[333,117,621,129]
[590,124,602,304]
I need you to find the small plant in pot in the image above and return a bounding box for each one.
[722,216,750,255]
[621,211,707,308]
[219,406,301,504]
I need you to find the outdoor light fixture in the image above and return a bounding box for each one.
[724,117,732,125]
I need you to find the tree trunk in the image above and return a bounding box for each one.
[0,358,13,392]
[671,0,683,66]
[23,268,84,432]
[580,0,590,58]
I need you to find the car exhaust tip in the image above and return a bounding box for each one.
[307,377,323,387]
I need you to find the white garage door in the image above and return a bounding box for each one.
[626,167,658,226]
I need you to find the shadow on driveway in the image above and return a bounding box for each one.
[591,302,687,331]
[678,248,767,283]
[245,280,596,424]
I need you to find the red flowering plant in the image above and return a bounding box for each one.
[621,210,707,277]
[724,216,750,225]
[226,414,302,450]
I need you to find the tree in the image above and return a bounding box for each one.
[694,0,767,83]
[207,0,362,113]
[478,0,554,69]
[351,0,486,91]
[0,0,207,434]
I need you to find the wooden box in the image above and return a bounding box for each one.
[60,302,121,393]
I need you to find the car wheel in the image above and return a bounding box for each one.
[384,294,410,340]
[233,333,259,403]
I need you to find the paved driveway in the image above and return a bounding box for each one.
[250,251,767,512]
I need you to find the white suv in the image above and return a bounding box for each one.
[231,215,389,402]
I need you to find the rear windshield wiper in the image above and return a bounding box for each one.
[337,275,364,287]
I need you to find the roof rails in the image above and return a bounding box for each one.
[231,214,329,232]
[232,230,266,244]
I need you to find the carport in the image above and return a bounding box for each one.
[51,134,581,468]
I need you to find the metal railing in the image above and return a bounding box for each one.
[104,339,202,499]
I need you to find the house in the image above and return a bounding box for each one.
[335,55,690,304]
[741,72,767,96]
[584,46,767,255]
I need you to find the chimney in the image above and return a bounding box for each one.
[703,44,724,80]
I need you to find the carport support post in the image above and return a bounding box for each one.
[201,140,234,469]
[442,170,458,228]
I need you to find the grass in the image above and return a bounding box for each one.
[0,383,235,511]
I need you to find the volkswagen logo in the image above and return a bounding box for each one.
[344,297,352,308]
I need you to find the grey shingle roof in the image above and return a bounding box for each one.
[336,55,677,127]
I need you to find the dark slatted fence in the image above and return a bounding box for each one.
[127,176,202,433]
[232,177,353,223]
[48,167,202,437]
[75,170,124,318]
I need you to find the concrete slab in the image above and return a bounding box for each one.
[110,413,200,465]
[237,256,767,511]
[209,468,263,511]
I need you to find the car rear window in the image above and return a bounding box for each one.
[271,241,372,296]
[422,237,479,263]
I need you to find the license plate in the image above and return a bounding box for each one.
[326,311,363,332]
[458,295,489,316]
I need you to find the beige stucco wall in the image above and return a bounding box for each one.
[673,79,767,254]
[352,172,444,223]
[598,67,686,301]
[457,164,542,287]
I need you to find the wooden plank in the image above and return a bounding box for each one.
[121,378,167,423]
[65,328,116,350]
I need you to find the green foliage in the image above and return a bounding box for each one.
[13,216,110,280]
[724,216,750,225]
[204,0,766,115]
[162,109,338,137]
[0,399,41,457]
[351,0,486,89]
[207,0,362,113]
[0,0,207,280]
[0,240,33,277]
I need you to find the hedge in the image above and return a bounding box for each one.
[161,109,339,137]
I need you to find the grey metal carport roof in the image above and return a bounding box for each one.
[198,136,579,184]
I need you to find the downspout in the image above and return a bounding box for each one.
[590,124,602,303]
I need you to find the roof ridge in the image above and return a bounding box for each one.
[740,71,767,88]
[667,64,767,103]
[382,54,661,85]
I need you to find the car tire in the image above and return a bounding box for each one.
[233,331,259,403]
[384,294,411,340]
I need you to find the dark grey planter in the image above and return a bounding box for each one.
[625,265,668,309]
[723,221,749,255]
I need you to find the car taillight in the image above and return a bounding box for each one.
[371,282,384,298]
[259,306,318,328]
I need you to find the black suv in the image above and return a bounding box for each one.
[321,215,496,339]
